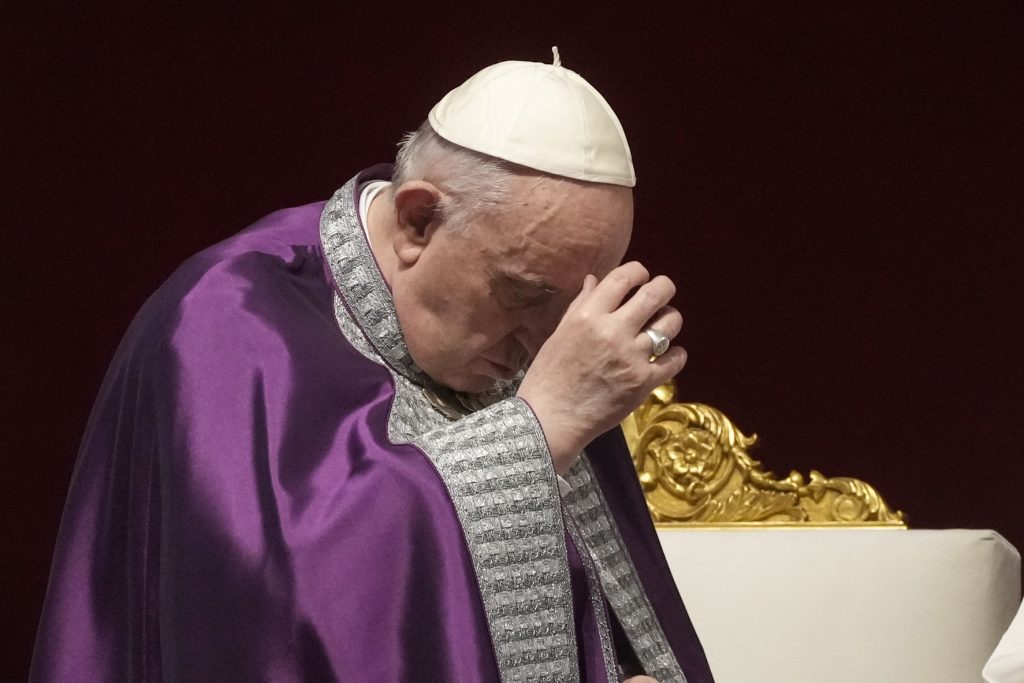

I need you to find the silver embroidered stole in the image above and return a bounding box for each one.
[563,461,686,683]
[319,177,684,683]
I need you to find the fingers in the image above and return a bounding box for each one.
[648,345,688,380]
[583,261,650,312]
[563,263,686,386]
[573,260,676,331]
[637,307,687,387]
[636,306,683,347]
[572,263,677,331]
[633,307,682,362]
[617,275,676,329]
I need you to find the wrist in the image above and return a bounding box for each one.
[516,393,586,474]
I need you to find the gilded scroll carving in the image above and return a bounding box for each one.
[622,382,905,526]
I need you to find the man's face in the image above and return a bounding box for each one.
[391,175,634,393]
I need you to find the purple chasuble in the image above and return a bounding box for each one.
[31,167,714,682]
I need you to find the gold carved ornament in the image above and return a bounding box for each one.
[621,382,906,527]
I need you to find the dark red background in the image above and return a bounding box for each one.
[4,2,1022,677]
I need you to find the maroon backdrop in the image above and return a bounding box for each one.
[4,2,1022,678]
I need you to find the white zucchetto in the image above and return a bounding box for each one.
[428,52,636,187]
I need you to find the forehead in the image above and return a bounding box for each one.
[479,175,633,287]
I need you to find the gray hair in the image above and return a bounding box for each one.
[393,121,514,234]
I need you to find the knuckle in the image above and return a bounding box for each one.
[620,261,649,282]
[574,309,592,326]
[637,288,660,308]
[608,270,632,288]
[597,327,618,346]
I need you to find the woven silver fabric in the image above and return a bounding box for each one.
[411,401,579,681]
[563,512,618,679]
[563,459,687,683]
[321,179,430,386]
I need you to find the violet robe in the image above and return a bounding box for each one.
[31,167,714,682]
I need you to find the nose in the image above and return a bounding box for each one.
[508,298,567,368]
[514,316,557,364]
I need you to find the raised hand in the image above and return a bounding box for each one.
[517,261,686,473]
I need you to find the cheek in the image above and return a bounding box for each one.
[395,272,525,363]
[400,288,496,356]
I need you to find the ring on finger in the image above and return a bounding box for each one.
[644,328,670,360]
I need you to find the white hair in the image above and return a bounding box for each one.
[393,121,515,234]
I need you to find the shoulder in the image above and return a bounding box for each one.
[177,200,329,296]
[117,200,338,366]
[95,194,401,424]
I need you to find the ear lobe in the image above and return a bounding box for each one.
[392,180,443,266]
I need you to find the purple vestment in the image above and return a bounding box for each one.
[31,168,714,682]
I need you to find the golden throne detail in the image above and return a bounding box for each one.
[623,381,905,527]
[621,384,1019,683]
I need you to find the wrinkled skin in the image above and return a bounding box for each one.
[370,171,685,473]
[518,260,685,472]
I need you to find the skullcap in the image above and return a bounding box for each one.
[428,50,636,187]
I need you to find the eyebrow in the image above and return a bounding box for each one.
[499,271,558,294]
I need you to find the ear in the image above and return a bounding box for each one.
[392,180,443,266]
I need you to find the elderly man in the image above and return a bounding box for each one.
[32,57,714,682]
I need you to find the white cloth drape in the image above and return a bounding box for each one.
[985,598,1024,683]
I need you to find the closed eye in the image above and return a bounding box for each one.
[497,273,557,308]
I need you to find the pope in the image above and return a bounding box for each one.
[31,52,714,682]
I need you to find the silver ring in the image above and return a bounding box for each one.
[644,328,670,359]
